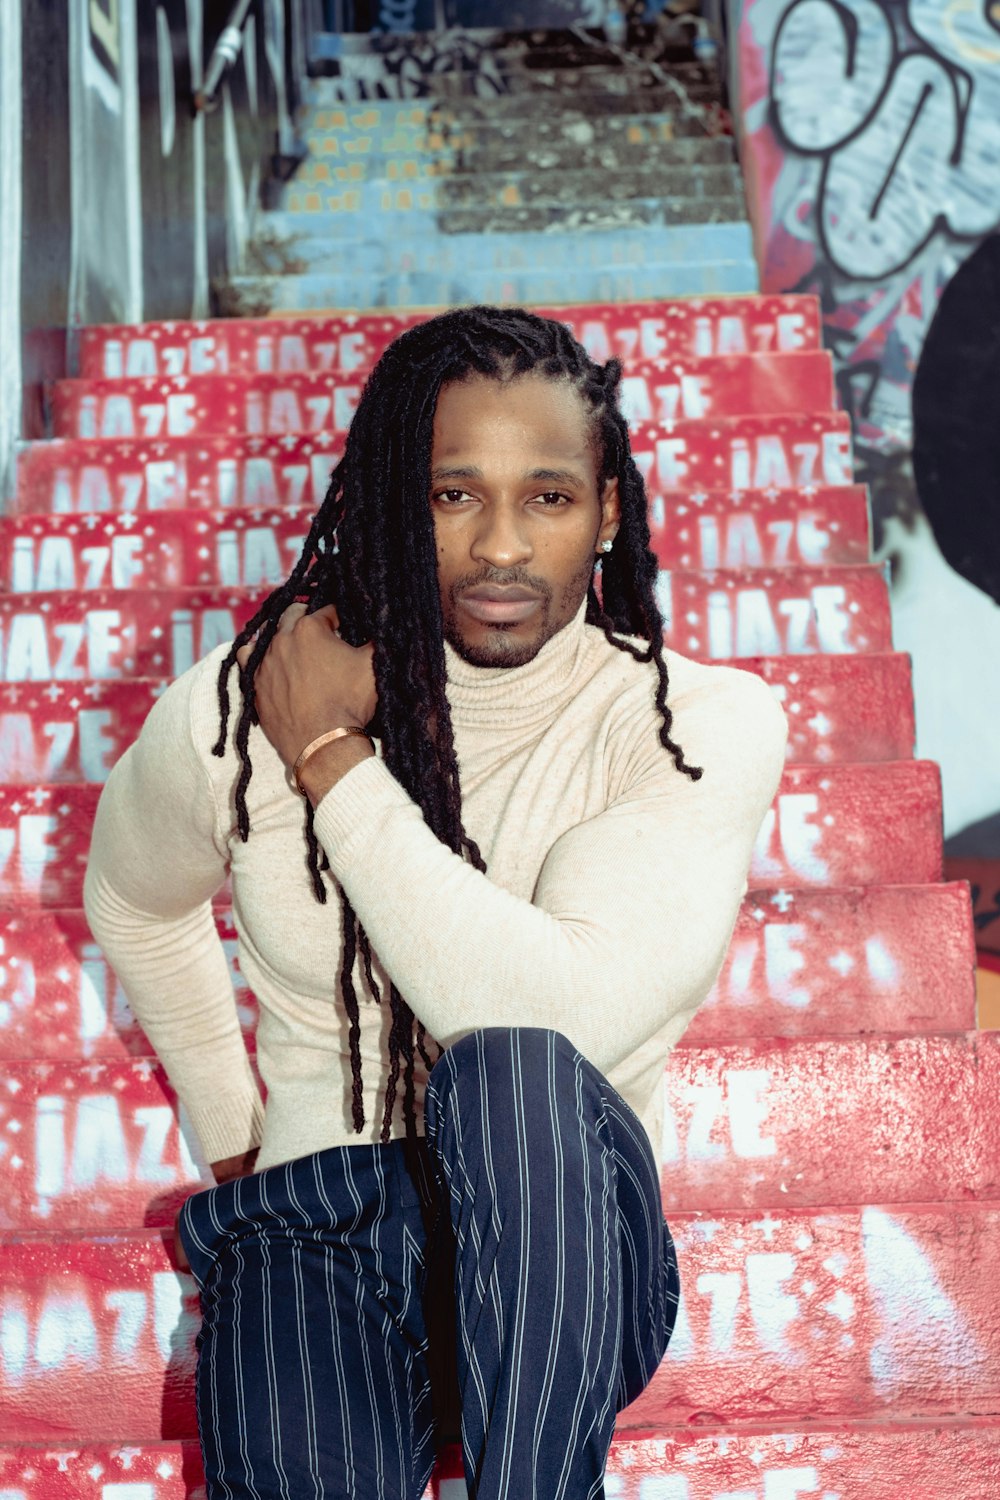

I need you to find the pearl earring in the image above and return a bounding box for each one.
[599,540,613,553]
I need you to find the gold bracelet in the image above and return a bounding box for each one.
[292,726,375,796]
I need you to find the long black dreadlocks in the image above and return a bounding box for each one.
[211,305,704,1173]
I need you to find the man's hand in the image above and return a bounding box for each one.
[174,1148,260,1272]
[235,602,379,772]
[211,1148,261,1185]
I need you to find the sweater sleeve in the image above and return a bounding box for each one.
[82,659,265,1164]
[313,670,788,1076]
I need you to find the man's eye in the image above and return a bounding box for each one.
[537,492,571,505]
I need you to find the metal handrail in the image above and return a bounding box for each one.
[194,0,255,114]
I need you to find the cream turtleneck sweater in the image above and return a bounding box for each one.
[83,596,788,1178]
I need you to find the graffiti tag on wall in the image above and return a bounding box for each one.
[739,0,1000,508]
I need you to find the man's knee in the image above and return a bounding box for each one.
[429,1025,578,1091]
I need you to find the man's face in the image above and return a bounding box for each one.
[429,373,620,669]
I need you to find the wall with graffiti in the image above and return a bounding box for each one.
[7,0,307,487]
[733,0,1000,942]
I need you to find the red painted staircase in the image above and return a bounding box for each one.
[1,296,997,1498]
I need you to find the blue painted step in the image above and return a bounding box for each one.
[302,81,717,130]
[302,73,715,106]
[217,261,760,315]
[287,152,740,193]
[250,219,755,277]
[298,114,734,169]
[255,200,746,249]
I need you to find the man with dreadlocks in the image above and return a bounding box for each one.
[84,306,787,1499]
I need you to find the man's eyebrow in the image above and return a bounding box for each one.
[429,465,589,485]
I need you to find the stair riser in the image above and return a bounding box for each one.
[655,564,892,658]
[714,648,913,763]
[300,110,727,147]
[1,1030,989,1230]
[296,125,733,172]
[389,199,749,236]
[15,416,853,515]
[0,594,270,697]
[0,883,973,1065]
[0,569,891,716]
[654,486,869,569]
[0,489,868,597]
[216,262,761,310]
[50,355,834,441]
[692,880,973,1040]
[3,1427,999,1500]
[0,652,911,793]
[247,222,754,275]
[268,202,747,240]
[303,84,717,124]
[6,1022,983,1231]
[76,298,821,378]
[280,162,742,204]
[0,759,941,905]
[748,760,942,888]
[306,64,715,99]
[4,1203,1000,1440]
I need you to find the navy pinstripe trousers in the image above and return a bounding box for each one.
[178,1026,680,1500]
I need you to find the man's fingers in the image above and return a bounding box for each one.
[174,1212,190,1272]
[299,602,341,633]
[278,601,310,633]
[234,600,344,671]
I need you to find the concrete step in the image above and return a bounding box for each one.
[265,197,747,241]
[0,678,169,780]
[0,758,938,909]
[655,561,892,656]
[304,81,719,126]
[234,217,754,271]
[714,648,914,763]
[5,1201,1000,1439]
[243,221,754,278]
[297,112,734,170]
[213,257,760,313]
[75,297,822,379]
[0,590,270,695]
[301,103,718,161]
[0,486,866,601]
[650,483,868,567]
[14,411,852,514]
[691,881,973,1041]
[367,197,747,237]
[0,883,973,1066]
[283,154,741,199]
[48,353,834,442]
[662,1030,998,1212]
[12,1424,997,1500]
[0,556,888,691]
[0,653,910,798]
[746,758,942,886]
[631,412,853,492]
[6,1027,994,1230]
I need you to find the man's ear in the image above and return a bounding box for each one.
[601,475,621,532]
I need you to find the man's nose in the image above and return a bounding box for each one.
[469,505,534,566]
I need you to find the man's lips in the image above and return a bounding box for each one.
[460,592,543,623]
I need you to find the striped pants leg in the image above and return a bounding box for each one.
[179,1025,680,1500]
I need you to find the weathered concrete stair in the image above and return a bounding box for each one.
[219,35,754,317]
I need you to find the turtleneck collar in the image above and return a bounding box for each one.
[442,595,590,728]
